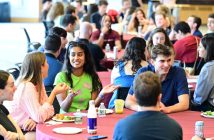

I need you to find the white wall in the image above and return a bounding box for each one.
[0,0,40,18]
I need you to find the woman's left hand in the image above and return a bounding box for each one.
[101,84,120,95]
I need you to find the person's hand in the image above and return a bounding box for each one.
[22,119,36,131]
[160,102,171,113]
[101,26,109,34]
[0,124,7,137]
[67,89,80,98]
[53,83,69,95]
[4,131,19,140]
[100,84,120,95]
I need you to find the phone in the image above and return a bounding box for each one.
[87,135,108,140]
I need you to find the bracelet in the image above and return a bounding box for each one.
[98,92,104,99]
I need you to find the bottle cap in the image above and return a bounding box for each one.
[195,121,204,126]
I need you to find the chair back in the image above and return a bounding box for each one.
[116,87,130,101]
[173,60,182,67]
[7,67,20,80]
[42,20,54,37]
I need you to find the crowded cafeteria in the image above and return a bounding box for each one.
[1,0,214,139]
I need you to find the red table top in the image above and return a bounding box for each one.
[36,109,214,140]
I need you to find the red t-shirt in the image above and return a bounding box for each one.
[90,29,120,50]
[174,35,199,63]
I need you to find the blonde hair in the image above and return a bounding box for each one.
[17,52,46,101]
[47,2,64,21]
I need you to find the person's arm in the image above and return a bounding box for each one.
[137,0,143,7]
[56,90,77,112]
[125,94,138,111]
[127,13,136,32]
[7,115,25,140]
[193,67,212,105]
[92,27,109,48]
[115,39,122,51]
[94,84,120,106]
[21,83,55,123]
[160,94,189,113]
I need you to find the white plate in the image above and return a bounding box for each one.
[53,127,82,134]
[52,116,75,123]
[201,113,214,118]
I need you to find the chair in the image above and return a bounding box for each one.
[42,20,54,37]
[116,87,130,101]
[23,28,41,52]
[7,67,20,80]
[45,86,60,114]
[173,60,182,67]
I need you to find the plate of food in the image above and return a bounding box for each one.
[52,114,75,122]
[201,111,214,118]
[53,127,82,134]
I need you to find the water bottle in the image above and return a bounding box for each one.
[113,46,118,60]
[98,102,106,117]
[138,25,142,37]
[195,121,204,139]
[87,100,97,134]
[105,43,110,52]
[74,109,82,124]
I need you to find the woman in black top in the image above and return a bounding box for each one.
[0,70,25,140]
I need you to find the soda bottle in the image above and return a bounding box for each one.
[87,100,97,134]
[74,109,82,124]
[98,102,106,117]
[195,121,204,139]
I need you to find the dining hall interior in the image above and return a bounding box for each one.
[0,0,214,140]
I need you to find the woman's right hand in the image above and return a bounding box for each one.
[22,119,36,131]
[52,83,69,95]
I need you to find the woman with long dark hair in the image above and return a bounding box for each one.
[192,34,214,111]
[109,37,148,108]
[54,41,119,112]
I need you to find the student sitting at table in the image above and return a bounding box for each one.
[90,14,122,51]
[147,27,173,61]
[0,70,25,140]
[8,52,69,136]
[127,8,148,34]
[108,37,148,108]
[54,41,119,113]
[125,44,189,113]
[113,72,182,140]
[191,34,214,111]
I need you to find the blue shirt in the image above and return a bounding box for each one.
[193,30,203,38]
[108,61,135,108]
[44,53,63,87]
[129,64,189,106]
[194,60,214,106]
[90,12,102,30]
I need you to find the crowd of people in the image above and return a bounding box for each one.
[1,0,214,139]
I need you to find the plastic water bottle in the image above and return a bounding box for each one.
[195,121,204,139]
[87,100,97,134]
[98,102,106,117]
[74,109,82,124]
[113,46,118,60]
[105,43,110,52]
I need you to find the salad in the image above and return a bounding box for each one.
[202,111,214,116]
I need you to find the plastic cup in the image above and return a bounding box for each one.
[114,99,124,114]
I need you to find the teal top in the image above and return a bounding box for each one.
[54,72,93,112]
